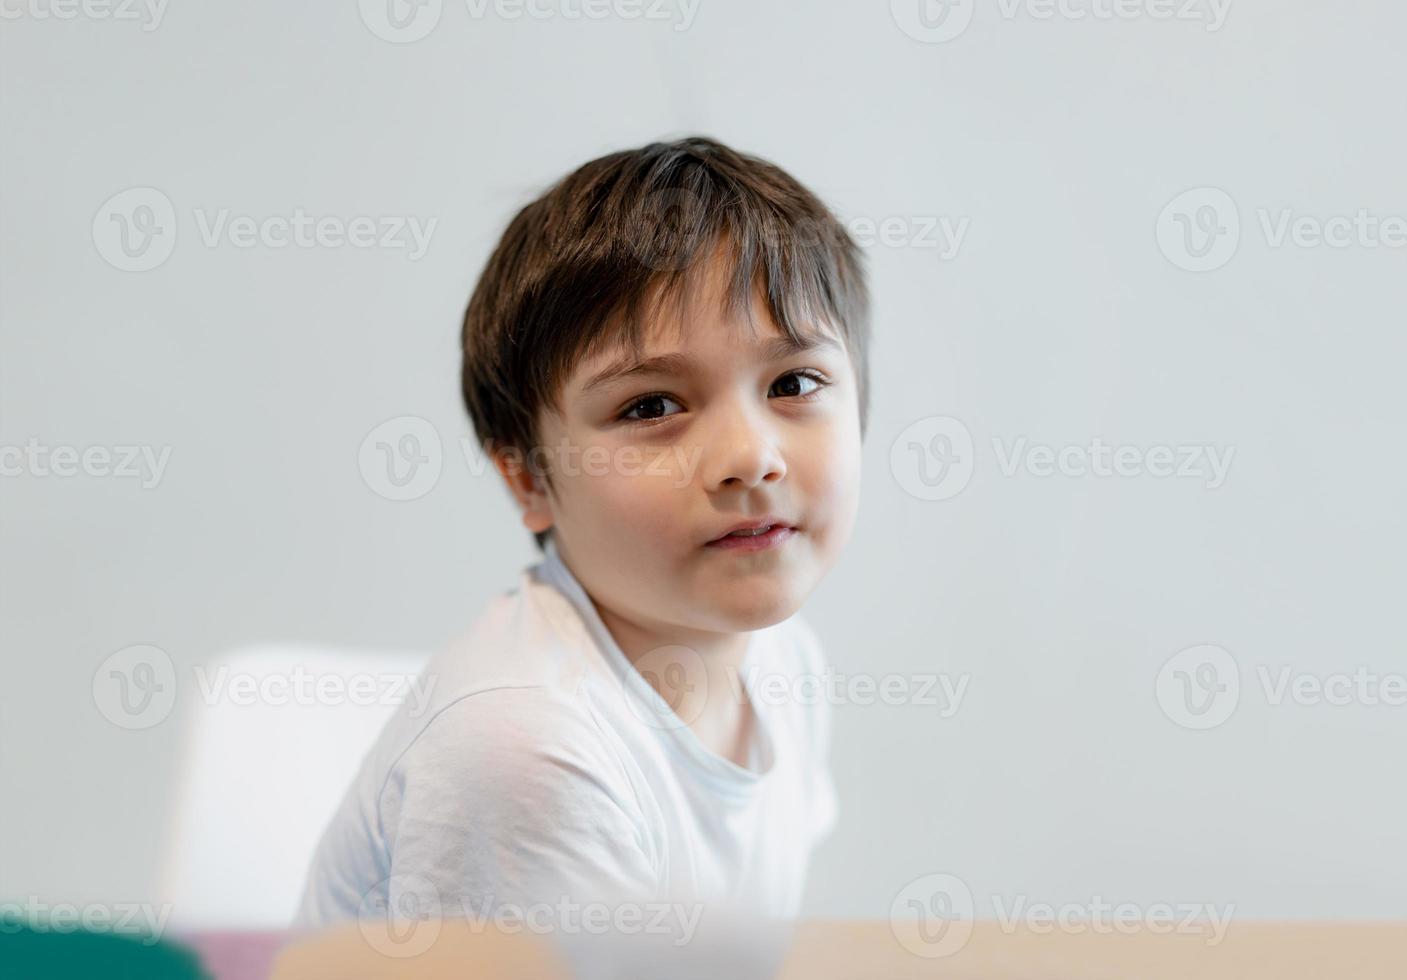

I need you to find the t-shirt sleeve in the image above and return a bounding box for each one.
[376,686,662,919]
[791,614,840,848]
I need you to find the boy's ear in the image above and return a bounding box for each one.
[491,444,554,536]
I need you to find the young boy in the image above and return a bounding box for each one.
[293,136,870,933]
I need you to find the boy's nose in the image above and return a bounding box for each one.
[701,406,787,491]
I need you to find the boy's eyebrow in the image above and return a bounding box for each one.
[580,333,842,394]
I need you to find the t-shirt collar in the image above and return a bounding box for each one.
[534,535,778,793]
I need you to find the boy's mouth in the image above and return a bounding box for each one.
[704,518,798,551]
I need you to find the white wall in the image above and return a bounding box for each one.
[3,0,1404,923]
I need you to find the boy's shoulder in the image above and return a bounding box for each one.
[370,563,604,761]
[423,566,594,702]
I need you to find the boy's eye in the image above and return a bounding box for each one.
[770,369,826,399]
[620,393,684,423]
[617,370,830,425]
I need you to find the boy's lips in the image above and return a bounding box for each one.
[703,517,798,549]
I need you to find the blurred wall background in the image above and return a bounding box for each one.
[3,0,1404,925]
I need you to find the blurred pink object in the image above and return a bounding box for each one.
[177,930,292,980]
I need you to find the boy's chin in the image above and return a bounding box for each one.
[703,584,804,633]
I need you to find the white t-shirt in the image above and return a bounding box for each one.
[292,536,839,933]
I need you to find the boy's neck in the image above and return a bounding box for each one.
[591,598,756,765]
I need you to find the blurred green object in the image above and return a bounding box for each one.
[0,915,210,980]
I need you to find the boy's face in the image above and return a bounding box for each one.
[509,255,862,636]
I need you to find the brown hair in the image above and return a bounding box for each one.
[460,135,871,552]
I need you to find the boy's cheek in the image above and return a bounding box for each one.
[577,465,680,532]
[802,422,864,539]
[803,412,862,479]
